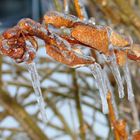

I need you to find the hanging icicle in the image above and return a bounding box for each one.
[103,67,119,119]
[103,51,125,99]
[123,60,134,101]
[89,63,108,114]
[26,62,47,124]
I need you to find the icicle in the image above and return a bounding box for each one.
[123,61,134,101]
[26,62,47,124]
[103,68,119,119]
[105,52,125,99]
[89,63,108,114]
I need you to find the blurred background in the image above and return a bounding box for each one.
[0,0,140,140]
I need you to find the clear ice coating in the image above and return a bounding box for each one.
[105,52,125,99]
[123,61,134,101]
[89,63,108,114]
[26,62,47,124]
